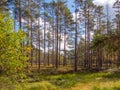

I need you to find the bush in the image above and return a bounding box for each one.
[0,13,30,79]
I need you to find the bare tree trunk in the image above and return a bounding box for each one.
[52,1,55,67]
[30,20,33,67]
[55,0,59,69]
[44,0,46,66]
[63,24,67,66]
[58,16,62,66]
[84,5,87,69]
[38,0,41,71]
[74,3,78,71]
[18,0,22,29]
[52,19,55,67]
[48,24,50,66]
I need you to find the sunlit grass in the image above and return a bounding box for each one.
[23,81,60,90]
[0,68,120,90]
[22,71,120,90]
[69,80,120,90]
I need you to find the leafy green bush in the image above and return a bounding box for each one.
[0,13,30,79]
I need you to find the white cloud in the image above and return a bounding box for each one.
[93,0,116,5]
[72,12,79,22]
[94,0,116,19]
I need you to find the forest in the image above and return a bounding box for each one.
[0,0,120,90]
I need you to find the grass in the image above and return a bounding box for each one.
[0,68,120,90]
[23,81,59,90]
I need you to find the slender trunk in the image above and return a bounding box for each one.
[52,1,55,67]
[87,10,90,69]
[18,0,22,29]
[38,0,41,71]
[106,4,110,68]
[74,5,78,72]
[55,1,59,69]
[58,20,61,66]
[48,24,50,66]
[63,24,67,66]
[14,10,16,31]
[44,0,46,66]
[30,21,33,66]
[84,5,87,69]
[52,20,55,67]
[98,9,102,70]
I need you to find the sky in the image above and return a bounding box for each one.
[69,0,116,26]
[67,0,116,13]
[93,0,116,17]
[93,0,116,5]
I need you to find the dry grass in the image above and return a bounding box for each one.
[23,81,60,90]
[68,80,120,90]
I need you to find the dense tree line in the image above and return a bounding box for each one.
[75,0,120,71]
[0,0,120,79]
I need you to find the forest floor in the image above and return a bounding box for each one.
[0,67,120,90]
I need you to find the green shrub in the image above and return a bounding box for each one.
[0,13,30,80]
